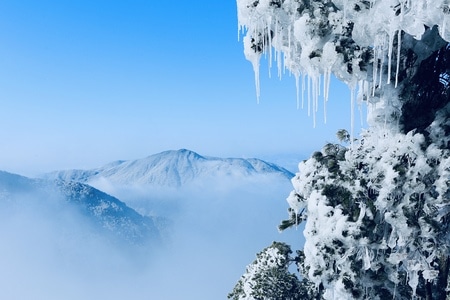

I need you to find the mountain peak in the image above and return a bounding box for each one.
[158,149,205,160]
[43,149,294,187]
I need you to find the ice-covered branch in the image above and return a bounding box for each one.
[237,0,450,114]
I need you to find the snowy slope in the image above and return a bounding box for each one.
[43,149,294,187]
[0,170,161,245]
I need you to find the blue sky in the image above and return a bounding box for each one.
[0,1,361,176]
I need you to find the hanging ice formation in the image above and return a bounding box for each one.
[237,1,450,298]
[237,0,450,128]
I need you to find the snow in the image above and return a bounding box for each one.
[283,121,450,297]
[286,190,304,217]
[237,0,450,127]
[233,243,293,299]
[43,149,294,189]
[235,1,450,298]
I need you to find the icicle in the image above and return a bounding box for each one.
[350,84,356,147]
[323,69,331,124]
[379,38,385,90]
[387,31,394,84]
[243,30,262,103]
[267,16,273,78]
[302,73,306,109]
[249,54,261,103]
[372,42,378,97]
[324,69,331,102]
[277,49,282,79]
[307,75,311,117]
[395,30,401,88]
[287,25,292,74]
[395,0,405,88]
[295,73,300,109]
[254,65,261,103]
[318,75,321,99]
[312,75,319,128]
[372,34,387,96]
[314,76,318,127]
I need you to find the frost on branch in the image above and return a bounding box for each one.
[282,117,450,298]
[235,1,450,299]
[237,0,450,130]
[228,242,316,300]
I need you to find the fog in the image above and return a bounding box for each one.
[0,176,303,299]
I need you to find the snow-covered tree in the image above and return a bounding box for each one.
[228,242,312,300]
[283,126,450,299]
[234,0,450,299]
[236,0,450,133]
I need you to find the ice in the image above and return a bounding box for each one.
[237,0,450,297]
[387,29,394,85]
[395,30,401,87]
[350,84,356,146]
[238,0,450,131]
[363,247,371,270]
[286,190,304,215]
[243,35,262,102]
[284,120,450,297]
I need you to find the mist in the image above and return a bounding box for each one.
[0,175,303,300]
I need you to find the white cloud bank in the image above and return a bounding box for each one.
[0,175,301,300]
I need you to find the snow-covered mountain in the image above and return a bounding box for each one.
[0,170,162,245]
[43,149,294,187]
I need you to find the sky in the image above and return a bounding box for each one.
[0,0,363,177]
[0,2,367,298]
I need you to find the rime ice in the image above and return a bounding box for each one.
[237,0,450,127]
[236,0,450,299]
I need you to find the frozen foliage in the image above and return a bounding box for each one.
[285,124,450,299]
[229,242,307,300]
[237,0,450,131]
[235,1,450,299]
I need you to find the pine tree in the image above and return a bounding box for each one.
[234,1,450,299]
[228,242,314,300]
[282,126,450,299]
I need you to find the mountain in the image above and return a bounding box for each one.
[43,149,295,187]
[0,170,161,245]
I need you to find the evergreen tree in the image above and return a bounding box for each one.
[283,126,450,299]
[233,0,450,299]
[228,242,313,300]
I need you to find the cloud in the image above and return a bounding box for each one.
[0,175,303,300]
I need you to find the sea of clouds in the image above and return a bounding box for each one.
[0,174,303,299]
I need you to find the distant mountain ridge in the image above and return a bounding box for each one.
[0,170,161,245]
[43,149,294,187]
